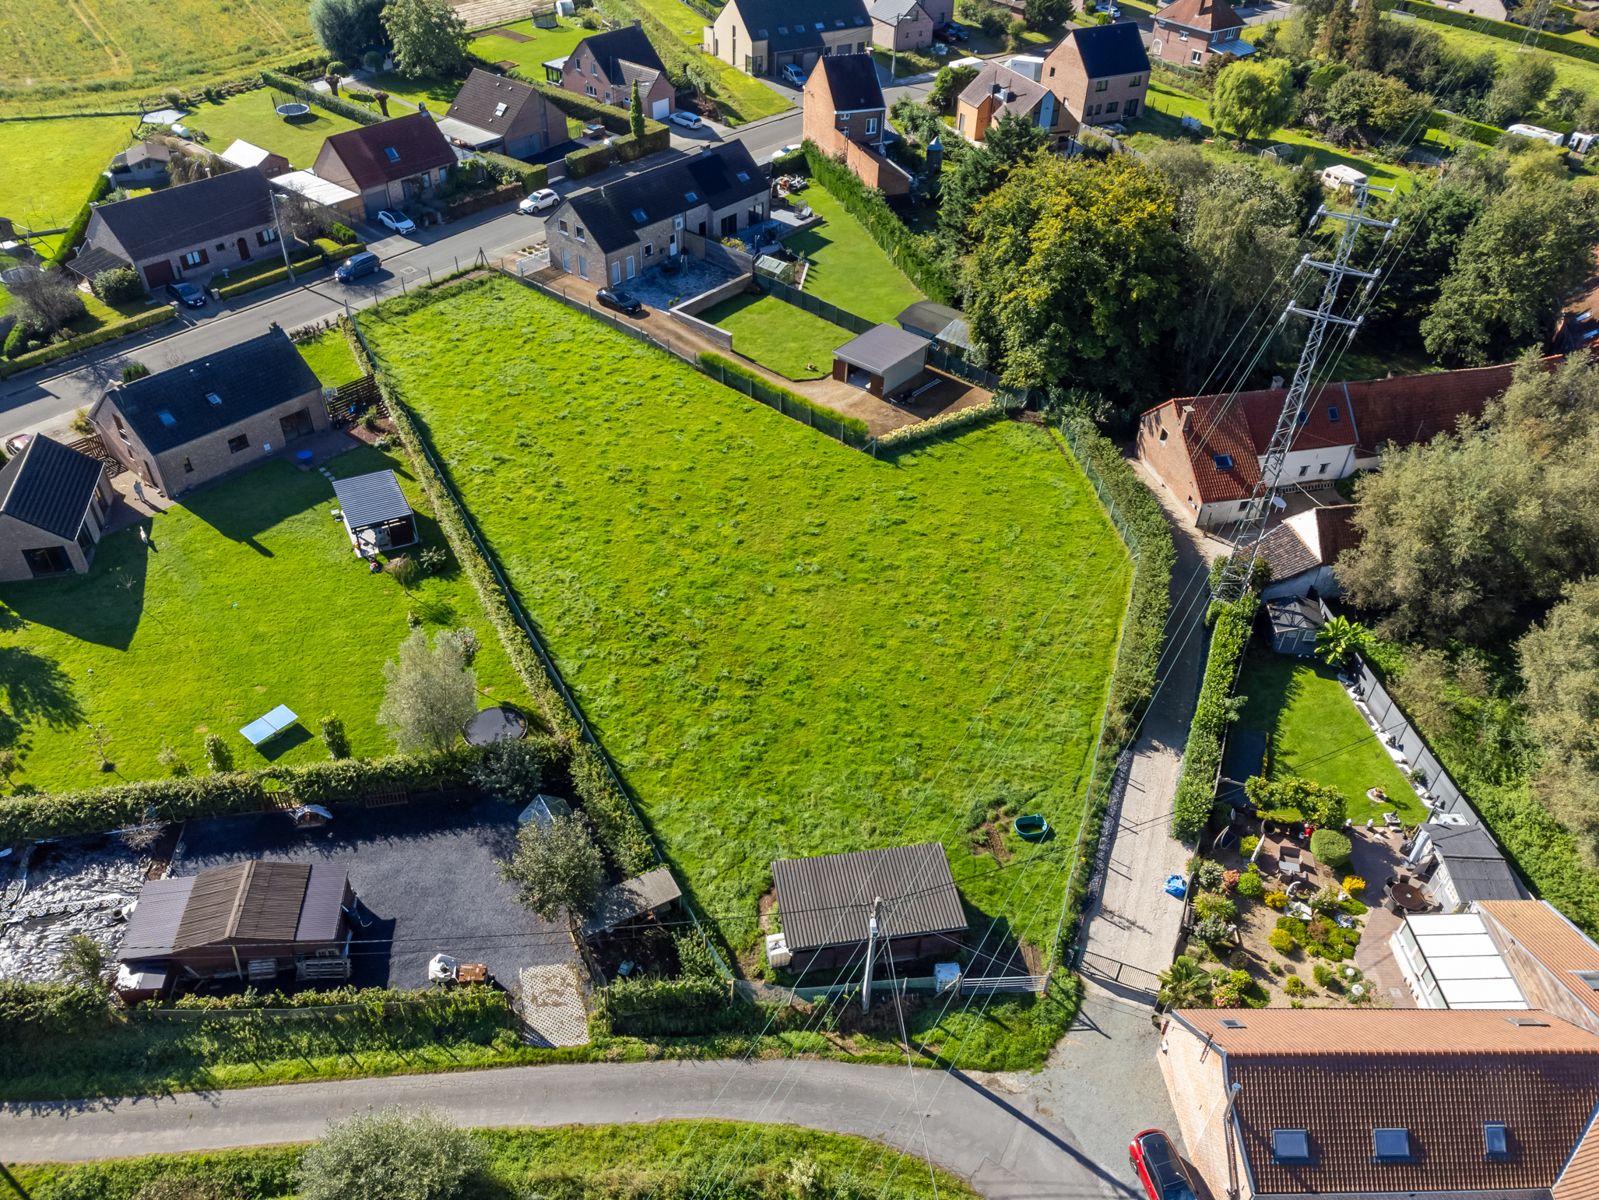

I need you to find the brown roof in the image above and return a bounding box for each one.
[1481,900,1599,1026]
[1255,522,1318,583]
[959,62,1051,120]
[1309,504,1359,561]
[1173,1008,1599,1196]
[174,861,312,949]
[1345,361,1517,453]
[1155,0,1244,33]
[1556,1111,1599,1200]
[318,113,454,189]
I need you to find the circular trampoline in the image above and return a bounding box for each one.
[464,705,529,746]
[276,102,312,120]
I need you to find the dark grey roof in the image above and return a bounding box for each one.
[88,167,273,262]
[118,876,194,961]
[813,54,884,113]
[1066,21,1151,79]
[446,68,561,139]
[66,244,132,280]
[582,866,682,936]
[1430,824,1529,902]
[332,469,412,530]
[0,435,104,540]
[295,863,351,942]
[578,25,666,82]
[562,142,766,253]
[833,323,928,374]
[105,327,320,454]
[897,300,970,351]
[736,0,871,51]
[772,843,966,953]
[1267,595,1321,633]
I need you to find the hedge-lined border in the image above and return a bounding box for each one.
[696,351,871,444]
[1171,595,1258,844]
[47,170,113,269]
[565,127,672,179]
[874,399,1011,452]
[214,241,365,300]
[0,306,178,379]
[1382,0,1599,65]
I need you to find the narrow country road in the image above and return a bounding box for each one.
[0,1059,1133,1199]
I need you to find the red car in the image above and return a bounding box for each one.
[1129,1129,1201,1200]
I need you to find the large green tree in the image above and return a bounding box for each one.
[382,0,468,78]
[965,154,1180,403]
[1359,180,1482,335]
[1319,68,1431,143]
[1518,577,1599,866]
[500,812,606,921]
[937,110,1049,242]
[1211,58,1295,141]
[309,0,385,62]
[1484,53,1557,126]
[377,627,478,752]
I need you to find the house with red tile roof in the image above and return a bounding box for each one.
[311,112,456,220]
[1150,0,1252,68]
[1254,503,1358,600]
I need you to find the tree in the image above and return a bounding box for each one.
[1023,0,1071,32]
[1318,68,1431,144]
[1518,577,1599,864]
[8,267,85,337]
[382,0,468,79]
[1157,955,1212,1008]
[320,714,350,759]
[1211,58,1295,141]
[91,266,143,305]
[1244,776,1348,826]
[469,736,561,806]
[1316,0,1351,60]
[60,934,106,992]
[929,63,980,111]
[1314,614,1371,667]
[309,0,386,62]
[938,108,1049,242]
[1484,53,1557,126]
[377,627,478,752]
[1347,0,1381,69]
[297,1109,484,1200]
[628,79,646,139]
[1358,179,1482,333]
[500,812,605,921]
[890,96,943,145]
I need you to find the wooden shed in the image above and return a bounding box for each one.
[332,469,418,557]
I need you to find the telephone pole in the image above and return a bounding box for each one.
[1212,183,1397,602]
[861,896,882,1013]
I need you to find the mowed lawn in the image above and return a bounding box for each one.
[786,185,925,324]
[609,0,790,124]
[363,276,1131,952]
[703,292,853,380]
[0,115,135,249]
[296,329,366,387]
[469,18,591,75]
[0,446,524,792]
[185,90,365,171]
[1237,647,1428,824]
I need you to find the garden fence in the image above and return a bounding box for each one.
[1054,417,1142,560]
[699,354,869,448]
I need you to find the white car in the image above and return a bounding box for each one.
[518,188,560,214]
[669,110,703,130]
[376,209,417,235]
[767,143,801,163]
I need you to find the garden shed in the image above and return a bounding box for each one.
[581,866,683,939]
[1266,596,1322,656]
[833,324,929,398]
[332,469,417,557]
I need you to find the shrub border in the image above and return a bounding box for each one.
[696,351,871,444]
[1171,595,1258,845]
[0,306,178,378]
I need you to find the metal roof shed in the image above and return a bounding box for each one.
[582,866,682,938]
[833,324,929,399]
[332,469,417,557]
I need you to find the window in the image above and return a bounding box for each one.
[215,243,226,252]
[1272,1130,1312,1165]
[736,170,751,182]
[1105,100,1118,113]
[631,207,648,222]
[644,244,653,257]
[1178,29,1188,40]
[1158,428,1168,443]
[1484,1124,1509,1161]
[1318,462,1329,475]
[585,83,597,96]
[383,146,400,162]
[558,219,568,235]
[591,61,599,76]
[1190,49,1202,63]
[205,392,222,407]
[611,261,622,285]
[575,225,586,242]
[1125,99,1139,117]
[1049,66,1055,77]
[1578,971,1599,990]
[1095,78,1108,92]
[22,547,72,578]
[181,249,208,268]
[156,410,176,428]
[720,213,737,236]
[1213,454,1234,470]
[182,457,194,474]
[1130,74,1143,86]
[494,102,508,117]
[227,433,249,454]
[684,191,699,203]
[577,254,587,279]
[258,227,279,245]
[1298,464,1308,477]
[957,112,966,132]
[1373,1129,1412,1162]
[865,116,878,134]
[856,41,865,51]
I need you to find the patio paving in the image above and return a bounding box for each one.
[625,259,736,311]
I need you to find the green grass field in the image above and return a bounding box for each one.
[0,114,136,249]
[469,17,592,75]
[0,445,524,792]
[1237,647,1428,824]
[1387,10,1599,98]
[185,89,365,171]
[296,329,366,387]
[786,185,925,324]
[609,0,791,124]
[704,292,853,379]
[363,276,1130,955]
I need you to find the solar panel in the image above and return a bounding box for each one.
[1272,1130,1311,1164]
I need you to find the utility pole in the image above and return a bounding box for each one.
[861,896,882,1013]
[1212,183,1397,602]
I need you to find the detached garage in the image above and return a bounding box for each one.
[833,324,929,399]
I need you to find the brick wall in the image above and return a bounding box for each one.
[842,138,911,195]
[1135,403,1203,516]
[1158,1016,1252,1200]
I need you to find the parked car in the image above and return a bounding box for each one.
[376,209,417,235]
[596,287,643,316]
[942,21,970,39]
[335,251,381,283]
[669,110,703,130]
[518,188,560,214]
[1129,1130,1200,1200]
[767,143,801,163]
[581,121,607,139]
[933,24,958,42]
[781,63,807,86]
[1103,3,1123,16]
[166,280,206,308]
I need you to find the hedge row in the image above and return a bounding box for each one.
[260,69,384,126]
[1171,596,1258,844]
[0,749,482,845]
[500,65,670,139]
[0,306,177,379]
[593,975,746,1037]
[475,148,550,193]
[1429,109,1503,146]
[214,240,365,300]
[800,140,956,305]
[570,742,657,876]
[1383,0,1599,65]
[874,399,1009,451]
[565,127,672,179]
[696,351,871,444]
[47,170,113,269]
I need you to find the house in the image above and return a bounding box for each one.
[1158,1007,1599,1200]
[1408,821,1530,909]
[1150,0,1253,68]
[332,468,418,557]
[581,866,683,939]
[1477,899,1599,1037]
[833,323,929,397]
[0,435,112,583]
[704,0,872,79]
[69,167,282,292]
[552,25,674,120]
[441,69,569,159]
[91,326,327,497]
[1135,363,1519,528]
[1042,22,1150,134]
[802,54,912,196]
[311,112,455,220]
[107,140,172,187]
[955,62,1055,143]
[547,141,768,286]
[870,0,935,52]
[117,860,353,992]
[1255,504,1358,600]
[768,842,967,972]
[219,140,291,178]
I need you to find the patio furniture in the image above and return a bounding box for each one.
[1388,879,1430,913]
[240,704,297,747]
[1383,811,1403,829]
[1278,844,1303,877]
[456,962,489,985]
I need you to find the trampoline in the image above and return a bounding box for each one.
[276,102,312,120]
[464,705,529,746]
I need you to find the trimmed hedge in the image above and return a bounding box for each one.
[1428,109,1503,146]
[1382,0,1599,65]
[476,149,550,193]
[0,306,178,378]
[260,69,383,125]
[564,127,671,179]
[593,975,746,1036]
[47,171,113,269]
[214,241,365,300]
[500,65,670,140]
[696,351,871,445]
[1172,595,1258,844]
[801,140,956,305]
[874,399,1009,451]
[570,741,657,876]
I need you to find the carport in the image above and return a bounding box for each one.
[332,469,418,557]
[832,324,929,399]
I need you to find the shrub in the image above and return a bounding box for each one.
[1342,874,1367,896]
[0,981,110,1039]
[1312,962,1338,989]
[1246,775,1348,827]
[1310,827,1353,871]
[1236,870,1265,900]
[48,171,113,268]
[203,733,233,773]
[1194,893,1239,924]
[1172,596,1257,842]
[1220,868,1241,894]
[1240,834,1259,856]
[1191,858,1225,891]
[468,734,563,806]
[320,714,351,759]
[1306,916,1331,946]
[296,1108,484,1200]
[1275,915,1308,943]
[1267,928,1295,954]
[1264,889,1289,910]
[1193,915,1232,944]
[1284,974,1308,996]
[378,626,477,751]
[0,306,176,379]
[330,221,358,244]
[120,362,150,383]
[92,266,143,305]
[499,812,605,920]
[674,929,722,980]
[593,975,745,1037]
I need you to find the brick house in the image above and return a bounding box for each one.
[704,0,872,79]
[955,61,1055,143]
[69,168,281,292]
[802,54,912,195]
[91,326,327,497]
[1150,0,1253,68]
[0,435,112,583]
[1160,1007,1599,1200]
[1134,363,1521,528]
[107,140,172,188]
[869,0,935,52]
[552,25,674,120]
[546,142,768,286]
[311,113,455,220]
[1253,503,1357,600]
[1042,21,1149,135]
[440,69,569,159]
[1477,900,1599,1038]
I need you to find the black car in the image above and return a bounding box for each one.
[596,287,643,316]
[941,20,970,40]
[166,280,206,308]
[933,25,958,42]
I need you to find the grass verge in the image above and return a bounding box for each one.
[296,328,366,387]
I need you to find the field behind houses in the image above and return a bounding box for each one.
[363,276,1132,956]
[0,114,138,249]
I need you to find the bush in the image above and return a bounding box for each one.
[1267,928,1295,954]
[92,266,143,305]
[593,975,747,1037]
[48,171,113,268]
[0,981,110,1040]
[1220,868,1241,894]
[1284,974,1308,996]
[1310,827,1353,871]
[1342,874,1366,896]
[1236,869,1265,899]
[297,1108,484,1200]
[1312,962,1338,989]
[203,733,233,773]
[1193,893,1239,924]
[1191,858,1226,891]
[1192,914,1232,944]
[0,306,177,379]
[1264,889,1289,910]
[697,351,870,445]
[1240,834,1259,856]
[261,69,383,126]
[330,221,357,244]
[568,741,656,876]
[468,734,562,805]
[500,812,605,921]
[1246,775,1348,827]
[120,362,150,382]
[1172,596,1257,842]
[320,714,350,759]
[1309,885,1343,916]
[874,400,1011,450]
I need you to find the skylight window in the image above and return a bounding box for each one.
[205,392,222,406]
[493,102,508,117]
[684,191,698,202]
[1272,1130,1311,1165]
[815,21,825,29]
[1373,1129,1411,1162]
[1577,970,1599,990]
[157,410,176,428]
[631,207,648,222]
[1296,409,1309,425]
[1327,405,1340,422]
[777,24,788,33]
[1484,1123,1509,1161]
[384,146,400,162]
[1219,1018,1245,1028]
[736,170,750,182]
[1213,453,1234,470]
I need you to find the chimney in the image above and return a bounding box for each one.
[418,101,428,113]
[1181,403,1194,433]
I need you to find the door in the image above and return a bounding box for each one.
[143,259,175,288]
[577,254,587,279]
[611,261,622,285]
[625,255,636,279]
[652,98,670,120]
[236,237,251,261]
[668,235,678,258]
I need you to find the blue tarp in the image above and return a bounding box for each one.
[1164,873,1187,899]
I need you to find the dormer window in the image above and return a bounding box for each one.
[1373,1129,1412,1163]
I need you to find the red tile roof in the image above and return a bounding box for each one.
[318,112,454,190]
[1343,361,1517,453]
[1481,900,1599,1027]
[1174,1008,1599,1196]
[1556,1110,1599,1200]
[1155,0,1244,33]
